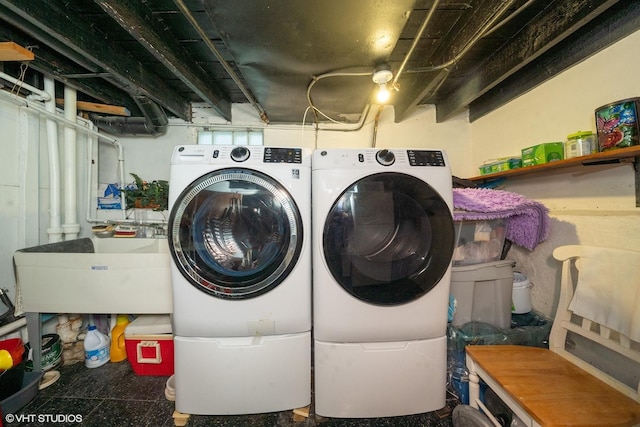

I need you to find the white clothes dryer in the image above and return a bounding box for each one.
[312,148,455,418]
[168,145,311,415]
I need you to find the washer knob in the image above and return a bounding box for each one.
[376,149,395,166]
[230,146,250,162]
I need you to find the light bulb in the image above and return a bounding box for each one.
[376,83,390,103]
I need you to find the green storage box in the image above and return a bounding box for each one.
[521,142,564,166]
[478,157,522,175]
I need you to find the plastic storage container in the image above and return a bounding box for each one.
[84,325,110,368]
[0,338,24,370]
[450,260,515,329]
[565,131,596,159]
[446,312,552,404]
[0,370,43,414]
[25,334,62,372]
[110,315,130,362]
[512,272,532,314]
[595,97,640,151]
[124,314,174,376]
[0,358,26,401]
[453,219,507,266]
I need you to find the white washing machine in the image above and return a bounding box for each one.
[312,148,455,418]
[168,145,311,415]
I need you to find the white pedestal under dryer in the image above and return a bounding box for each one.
[312,148,455,418]
[168,145,311,415]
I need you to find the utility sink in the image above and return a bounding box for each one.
[14,238,172,314]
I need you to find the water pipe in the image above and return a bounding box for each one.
[63,85,80,240]
[0,70,50,102]
[44,77,64,243]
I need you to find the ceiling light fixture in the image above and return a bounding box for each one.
[372,66,393,104]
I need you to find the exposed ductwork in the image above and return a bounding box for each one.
[90,95,169,137]
[1,0,636,125]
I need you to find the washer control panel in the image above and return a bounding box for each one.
[263,147,303,163]
[407,150,446,167]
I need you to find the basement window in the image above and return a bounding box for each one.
[197,129,263,146]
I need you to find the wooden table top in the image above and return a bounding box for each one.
[465,345,640,426]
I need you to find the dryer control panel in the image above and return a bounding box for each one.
[314,148,447,169]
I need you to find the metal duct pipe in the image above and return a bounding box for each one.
[90,95,168,136]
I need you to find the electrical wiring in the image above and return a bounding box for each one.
[406,0,520,74]
[305,69,372,125]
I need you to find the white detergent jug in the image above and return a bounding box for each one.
[84,325,110,368]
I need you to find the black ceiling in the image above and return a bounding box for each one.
[1,0,639,134]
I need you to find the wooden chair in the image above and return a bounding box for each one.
[466,245,640,426]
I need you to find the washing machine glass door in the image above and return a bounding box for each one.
[169,168,303,299]
[323,172,454,305]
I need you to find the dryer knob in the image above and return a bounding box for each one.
[230,146,250,162]
[376,149,395,166]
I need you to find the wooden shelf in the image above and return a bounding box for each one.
[469,145,640,182]
[0,42,34,61]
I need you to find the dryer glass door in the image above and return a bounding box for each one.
[169,168,303,299]
[323,172,454,305]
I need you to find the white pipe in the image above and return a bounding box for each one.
[0,71,50,102]
[116,141,127,220]
[0,83,129,230]
[63,86,80,240]
[84,137,130,225]
[0,88,117,143]
[44,77,63,243]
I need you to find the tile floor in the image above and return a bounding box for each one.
[5,361,459,427]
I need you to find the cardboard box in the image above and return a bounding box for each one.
[521,142,564,166]
[595,97,640,151]
[124,315,174,376]
[478,157,522,175]
[453,219,507,266]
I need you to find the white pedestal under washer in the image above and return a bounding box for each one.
[168,145,311,415]
[312,148,455,418]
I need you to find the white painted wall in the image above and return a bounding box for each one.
[0,94,470,306]
[470,29,640,317]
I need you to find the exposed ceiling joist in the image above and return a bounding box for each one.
[394,0,520,122]
[0,0,636,128]
[469,0,640,122]
[433,0,621,122]
[0,22,143,113]
[94,0,231,121]
[0,0,191,120]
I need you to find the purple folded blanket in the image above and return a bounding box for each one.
[453,188,550,250]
